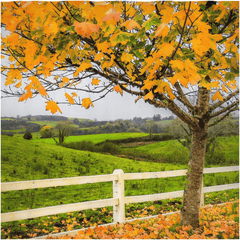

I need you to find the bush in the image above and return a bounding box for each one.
[98,141,120,154]
[40,125,54,138]
[23,131,32,140]
[63,140,120,155]
[127,127,142,133]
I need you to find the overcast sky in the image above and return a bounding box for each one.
[1,83,173,121]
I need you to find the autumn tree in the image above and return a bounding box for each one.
[1,1,239,228]
[40,125,55,138]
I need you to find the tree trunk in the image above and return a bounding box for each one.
[180,127,208,229]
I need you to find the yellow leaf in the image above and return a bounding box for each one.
[82,98,94,109]
[96,42,110,52]
[72,92,77,97]
[29,76,40,85]
[45,101,62,114]
[113,85,123,95]
[158,43,175,57]
[15,81,22,88]
[171,60,185,71]
[121,52,134,63]
[65,92,74,104]
[49,22,59,35]
[144,91,154,100]
[141,80,155,91]
[91,78,101,85]
[212,91,223,102]
[222,84,229,93]
[73,62,92,77]
[94,52,105,61]
[62,77,70,84]
[121,19,141,30]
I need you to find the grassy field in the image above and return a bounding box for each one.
[1,134,239,239]
[120,136,239,166]
[33,132,149,144]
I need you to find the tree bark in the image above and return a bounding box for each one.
[180,127,208,229]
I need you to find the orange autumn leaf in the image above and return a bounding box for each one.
[62,77,70,84]
[121,19,141,30]
[155,22,169,38]
[59,82,65,88]
[29,76,40,85]
[72,92,77,97]
[102,8,121,22]
[38,85,48,97]
[73,22,100,37]
[45,100,62,114]
[171,60,185,71]
[65,92,74,104]
[82,98,94,109]
[91,78,101,85]
[73,62,92,77]
[18,91,32,102]
[222,84,229,93]
[113,85,123,95]
[15,81,22,88]
[144,91,154,100]
[212,91,223,102]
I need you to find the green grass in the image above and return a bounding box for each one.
[212,136,239,164]
[121,139,189,164]
[29,120,59,128]
[120,136,239,166]
[33,132,149,144]
[1,134,239,239]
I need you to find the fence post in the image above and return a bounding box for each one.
[200,177,204,207]
[113,169,125,223]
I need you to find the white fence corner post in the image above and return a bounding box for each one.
[113,169,125,223]
[200,177,204,207]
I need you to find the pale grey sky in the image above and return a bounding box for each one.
[1,84,173,121]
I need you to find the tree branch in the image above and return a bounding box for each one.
[209,89,239,112]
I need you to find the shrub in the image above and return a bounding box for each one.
[98,141,120,154]
[127,127,142,133]
[40,125,54,138]
[23,131,32,140]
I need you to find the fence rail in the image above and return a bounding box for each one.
[1,166,239,224]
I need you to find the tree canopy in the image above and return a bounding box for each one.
[1,1,238,126]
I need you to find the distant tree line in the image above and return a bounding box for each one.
[1,119,41,134]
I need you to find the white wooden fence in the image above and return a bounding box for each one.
[1,166,239,224]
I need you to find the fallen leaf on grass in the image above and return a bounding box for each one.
[46,200,239,239]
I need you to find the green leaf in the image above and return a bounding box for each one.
[145,45,152,52]
[225,72,235,81]
[134,51,144,59]
[135,14,143,25]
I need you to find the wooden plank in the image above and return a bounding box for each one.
[1,174,118,192]
[203,183,239,193]
[124,170,187,181]
[203,166,239,174]
[1,198,118,223]
[124,190,184,204]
